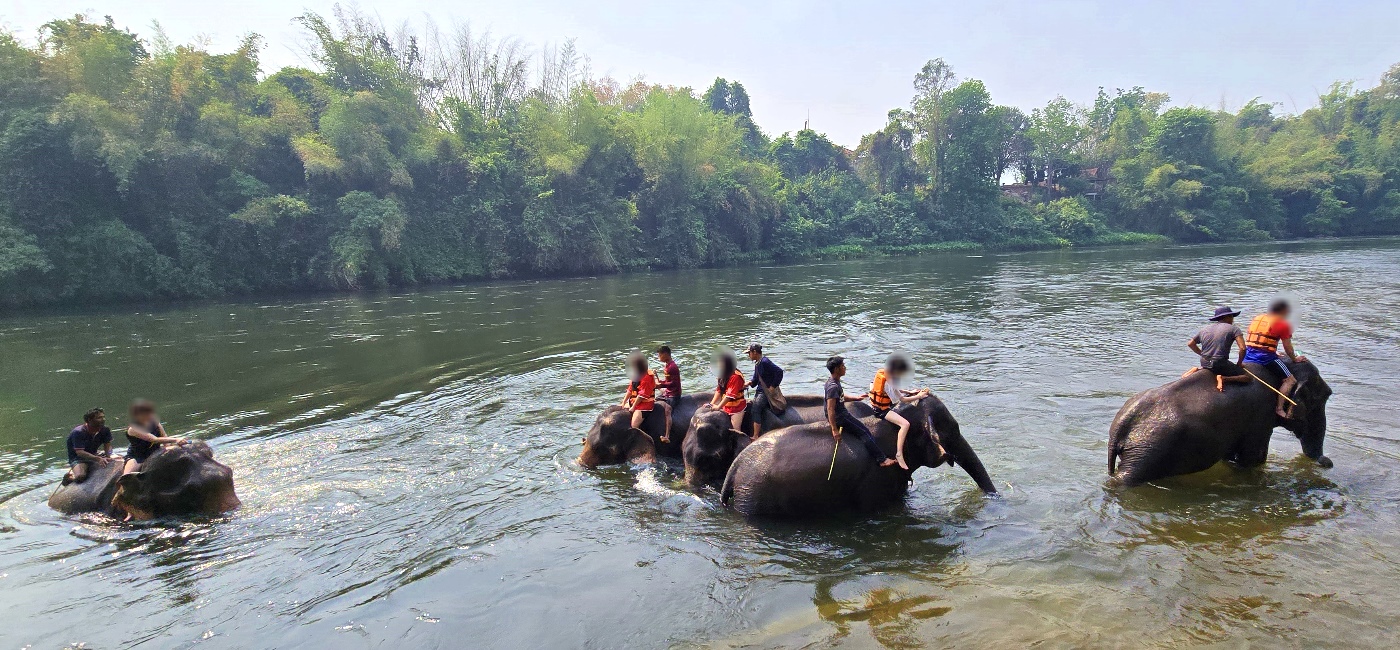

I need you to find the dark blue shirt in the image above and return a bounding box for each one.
[749,357,784,390]
[66,425,112,464]
[824,376,850,419]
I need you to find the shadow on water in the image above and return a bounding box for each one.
[1098,460,1345,551]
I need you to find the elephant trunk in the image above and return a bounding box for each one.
[937,424,996,494]
[1299,404,1328,463]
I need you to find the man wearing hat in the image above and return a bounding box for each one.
[1183,306,1251,391]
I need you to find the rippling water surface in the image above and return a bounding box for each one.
[2,238,1398,648]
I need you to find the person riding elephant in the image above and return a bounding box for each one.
[745,343,787,439]
[48,441,240,520]
[720,394,997,517]
[1107,357,1333,487]
[710,352,748,432]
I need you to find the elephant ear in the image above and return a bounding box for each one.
[727,429,751,456]
[116,471,146,492]
[625,428,657,465]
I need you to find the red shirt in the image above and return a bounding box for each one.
[631,373,656,411]
[720,371,747,414]
[658,360,681,399]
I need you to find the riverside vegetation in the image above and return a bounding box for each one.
[3,9,1400,306]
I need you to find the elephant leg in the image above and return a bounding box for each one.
[1227,427,1273,468]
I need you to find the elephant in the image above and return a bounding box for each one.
[1107,359,1333,487]
[681,394,835,488]
[719,396,996,517]
[577,392,830,470]
[578,394,710,468]
[681,406,752,489]
[48,442,240,520]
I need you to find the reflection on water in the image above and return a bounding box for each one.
[2,238,1399,647]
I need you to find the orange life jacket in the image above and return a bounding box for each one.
[868,369,894,410]
[1246,313,1283,351]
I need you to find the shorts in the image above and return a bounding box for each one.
[631,400,655,412]
[1265,358,1294,379]
[657,395,677,407]
[1203,358,1246,377]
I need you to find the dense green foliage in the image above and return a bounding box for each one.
[2,11,1398,306]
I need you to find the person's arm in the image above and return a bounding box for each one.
[1282,338,1304,363]
[710,387,723,407]
[1234,334,1247,365]
[1187,335,1203,356]
[72,446,107,464]
[826,398,840,438]
[129,424,184,446]
[845,392,866,402]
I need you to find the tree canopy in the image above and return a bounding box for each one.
[2,9,1398,307]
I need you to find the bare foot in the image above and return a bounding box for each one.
[659,436,670,444]
[879,458,899,467]
[1276,410,1290,420]
[1216,377,1225,392]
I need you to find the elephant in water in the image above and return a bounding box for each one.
[578,393,829,470]
[1108,359,1333,487]
[720,397,996,517]
[48,442,240,520]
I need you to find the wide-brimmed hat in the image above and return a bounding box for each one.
[1209,305,1241,321]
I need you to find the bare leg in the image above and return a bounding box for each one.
[71,463,88,484]
[630,409,646,431]
[658,403,672,443]
[122,458,140,475]
[1181,367,1200,379]
[730,411,744,432]
[885,411,912,470]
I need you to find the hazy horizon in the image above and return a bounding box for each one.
[4,0,1400,147]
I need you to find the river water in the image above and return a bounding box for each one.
[1,238,1397,648]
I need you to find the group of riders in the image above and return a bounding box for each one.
[55,300,1308,490]
[616,297,1310,472]
[1182,298,1308,419]
[63,400,187,492]
[621,344,940,471]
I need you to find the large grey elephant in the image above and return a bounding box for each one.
[48,442,240,520]
[720,396,996,517]
[1107,359,1333,487]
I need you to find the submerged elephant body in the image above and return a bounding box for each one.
[48,442,240,520]
[1108,360,1332,487]
[720,396,996,517]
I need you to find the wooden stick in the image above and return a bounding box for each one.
[827,428,842,480]
[1242,367,1298,406]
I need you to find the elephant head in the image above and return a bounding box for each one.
[577,406,656,469]
[682,406,748,488]
[112,442,240,520]
[903,398,997,493]
[1279,360,1334,468]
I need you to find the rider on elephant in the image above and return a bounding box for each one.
[622,352,671,444]
[745,343,786,439]
[123,400,186,476]
[655,345,681,407]
[710,352,748,431]
[1243,299,1307,419]
[867,354,938,470]
[1183,305,1251,392]
[65,407,114,484]
[826,356,898,468]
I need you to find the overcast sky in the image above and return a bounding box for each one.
[5,1,1400,147]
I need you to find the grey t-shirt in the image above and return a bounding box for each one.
[1192,322,1243,367]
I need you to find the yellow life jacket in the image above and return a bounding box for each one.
[868,368,894,410]
[1246,313,1282,351]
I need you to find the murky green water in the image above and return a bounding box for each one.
[2,238,1398,648]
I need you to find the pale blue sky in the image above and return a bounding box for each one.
[5,1,1399,147]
